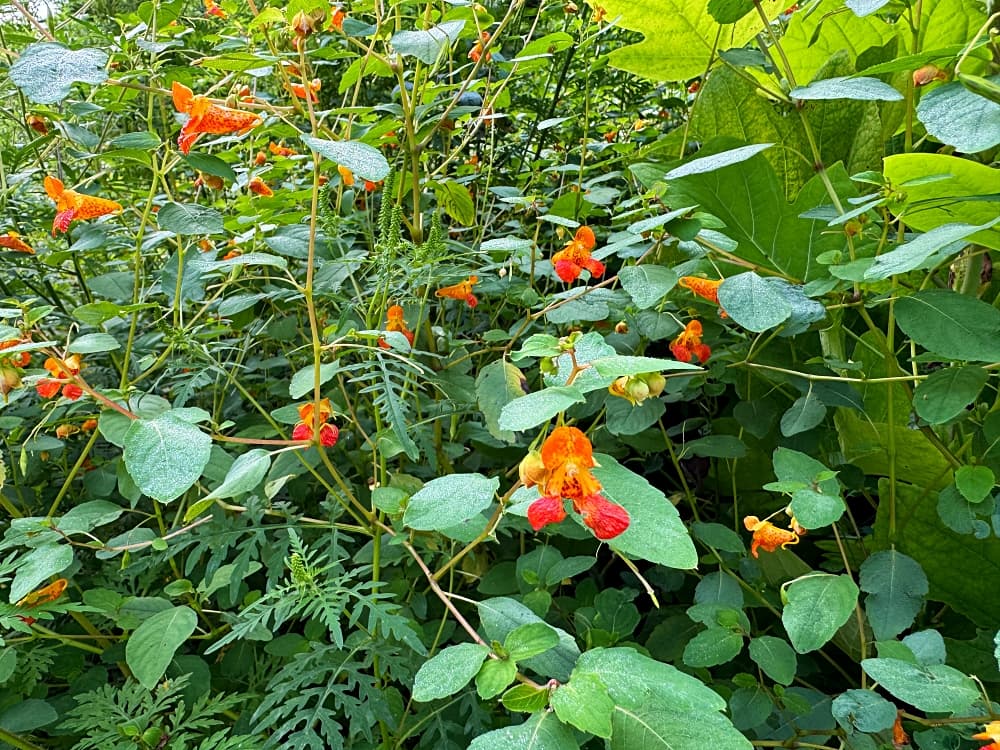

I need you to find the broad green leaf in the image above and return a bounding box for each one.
[0,650,16,684]
[846,0,891,15]
[895,290,1000,362]
[551,672,614,738]
[625,205,697,235]
[917,79,1000,153]
[0,699,57,733]
[505,623,560,662]
[202,449,270,502]
[497,386,585,432]
[57,500,124,534]
[183,153,236,181]
[789,488,845,529]
[9,544,73,604]
[913,366,989,424]
[126,606,197,690]
[618,265,679,309]
[478,597,580,682]
[67,332,120,354]
[468,712,578,750]
[718,272,792,332]
[501,683,552,712]
[123,412,212,503]
[707,0,754,23]
[595,453,698,570]
[859,550,929,641]
[435,180,475,227]
[300,135,390,181]
[9,43,108,103]
[682,628,744,667]
[665,144,773,180]
[591,355,700,378]
[883,153,1000,250]
[476,360,527,442]
[780,393,827,437]
[403,473,498,531]
[390,20,465,65]
[861,658,978,713]
[782,574,859,653]
[475,658,517,699]
[544,556,596,585]
[288,362,339,399]
[865,219,1000,279]
[679,435,747,459]
[748,636,797,685]
[955,465,995,504]
[108,131,161,150]
[598,0,774,82]
[157,203,224,235]
[694,571,744,608]
[791,76,902,101]
[832,689,897,732]
[511,334,561,362]
[412,642,489,702]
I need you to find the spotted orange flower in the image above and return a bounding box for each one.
[288,78,322,102]
[892,712,908,750]
[269,141,297,157]
[913,64,947,87]
[44,176,122,235]
[379,305,414,349]
[743,515,800,558]
[364,179,381,192]
[0,231,34,254]
[679,276,728,317]
[36,354,83,400]
[551,226,604,283]
[329,5,346,29]
[172,81,262,155]
[222,249,242,261]
[338,164,355,187]
[26,115,48,135]
[204,0,225,17]
[525,426,630,540]
[248,176,273,197]
[292,398,339,447]
[16,578,68,608]
[469,31,492,63]
[0,338,31,369]
[670,320,711,364]
[81,418,98,432]
[436,275,479,307]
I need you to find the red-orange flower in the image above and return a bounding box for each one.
[269,141,297,157]
[913,64,947,87]
[204,0,225,17]
[329,6,346,29]
[193,172,225,191]
[469,32,492,63]
[26,115,48,135]
[892,712,909,750]
[44,177,122,235]
[16,578,68,608]
[679,276,728,317]
[172,81,262,155]
[436,275,479,307]
[0,231,33,254]
[974,722,1000,745]
[292,398,339,447]
[0,338,31,369]
[551,226,604,283]
[525,426,630,540]
[36,354,83,400]
[288,78,322,102]
[248,176,273,197]
[670,320,711,364]
[379,305,414,349]
[743,515,800,558]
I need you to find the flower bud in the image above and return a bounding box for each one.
[625,378,650,403]
[518,450,547,488]
[644,372,666,397]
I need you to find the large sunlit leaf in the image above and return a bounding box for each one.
[9,43,108,104]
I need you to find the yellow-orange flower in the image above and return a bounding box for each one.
[469,31,492,63]
[551,226,604,283]
[892,712,908,750]
[744,515,800,558]
[0,338,31,369]
[248,176,273,197]
[329,6,346,29]
[172,81,262,155]
[26,115,48,135]
[269,141,297,157]
[292,398,339,447]
[670,320,711,364]
[436,276,479,307]
[15,578,68,608]
[913,64,947,87]
[44,176,122,235]
[974,722,1000,744]
[37,354,83,400]
[379,305,414,349]
[288,78,322,102]
[679,276,728,317]
[0,231,34,254]
[338,164,355,187]
[204,0,225,17]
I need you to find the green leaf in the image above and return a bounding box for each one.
[618,265,679,309]
[895,290,1000,362]
[68,332,120,353]
[682,628,744,667]
[789,488,845,529]
[955,465,995,504]
[10,544,73,604]
[832,689,898,732]
[748,636,797,685]
[707,0,754,24]
[300,135,390,181]
[551,672,614,738]
[57,500,124,534]
[123,412,212,503]
[412,643,489,702]
[288,362,339,399]
[780,393,827,437]
[782,574,859,653]
[202,449,270,502]
[861,657,979,713]
[108,131,161,150]
[469,712,578,750]
[718,272,792,332]
[595,453,698,570]
[859,550,928,641]
[125,606,198,690]
[403,473,498,531]
[865,220,1000,279]
[0,650,15,684]
[9,43,108,104]
[679,435,747,459]
[497,386,585,432]
[435,180,476,227]
[665,143,774,180]
[475,658,517,699]
[390,20,465,64]
[917,79,1000,153]
[0,699,57,733]
[478,597,580,682]
[157,203,224,235]
[477,360,527,442]
[501,684,551,713]
[505,623,560,662]
[913,366,989,424]
[591,355,700,378]
[791,76,902,101]
[183,153,236,181]
[511,334,561,362]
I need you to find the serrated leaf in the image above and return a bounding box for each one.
[9,43,108,104]
[403,473,498,531]
[125,606,198,690]
[412,642,489,702]
[301,135,390,181]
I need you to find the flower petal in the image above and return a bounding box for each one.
[527,495,567,531]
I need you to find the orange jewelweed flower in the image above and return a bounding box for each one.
[592,5,607,22]
[679,275,728,318]
[329,6,346,30]
[469,31,492,63]
[292,398,339,447]
[379,305,414,349]
[269,141,297,157]
[55,423,80,439]
[1,338,31,369]
[892,712,908,750]
[193,172,224,191]
[974,722,1000,744]
[204,0,226,18]
[221,249,242,261]
[248,176,273,197]
[26,115,48,135]
[552,226,604,283]
[670,320,711,364]
[81,418,98,432]
[172,81,262,155]
[436,275,479,307]
[364,179,381,192]
[743,516,800,558]
[44,176,122,235]
[0,231,34,254]
[288,78,322,102]
[16,578,68,608]
[913,64,947,87]
[337,164,355,187]
[37,354,83,400]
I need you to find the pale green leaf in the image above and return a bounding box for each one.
[403,473,498,531]
[125,606,198,690]
[782,574,859,653]
[9,43,108,104]
[123,412,212,503]
[412,643,489,702]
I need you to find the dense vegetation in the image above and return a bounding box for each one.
[1,0,999,748]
